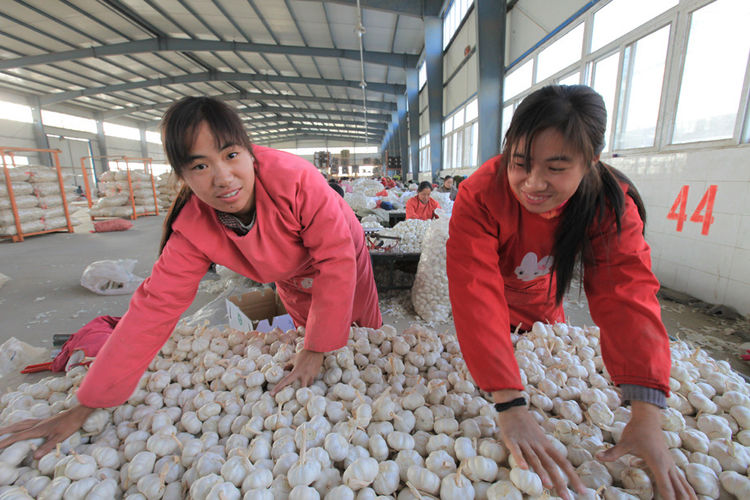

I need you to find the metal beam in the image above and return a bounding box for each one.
[477,0,505,164]
[102,92,396,119]
[253,131,382,143]
[41,72,406,106]
[406,68,420,182]
[294,0,441,17]
[252,127,381,139]
[247,118,387,131]
[145,106,391,129]
[425,16,443,180]
[0,38,418,72]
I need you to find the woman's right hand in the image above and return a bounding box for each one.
[0,404,94,459]
[494,391,585,500]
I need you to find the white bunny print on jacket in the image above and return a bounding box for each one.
[514,252,553,281]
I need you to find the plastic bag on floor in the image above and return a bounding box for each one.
[0,338,48,378]
[81,259,144,295]
[411,209,452,323]
[0,272,9,290]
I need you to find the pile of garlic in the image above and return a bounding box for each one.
[379,219,432,253]
[360,215,384,231]
[0,318,748,499]
[411,214,451,323]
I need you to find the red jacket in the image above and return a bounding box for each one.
[77,146,381,408]
[446,155,670,395]
[405,196,440,220]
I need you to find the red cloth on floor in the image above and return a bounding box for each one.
[51,316,121,371]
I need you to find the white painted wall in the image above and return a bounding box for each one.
[505,0,591,63]
[609,145,750,315]
[0,120,44,165]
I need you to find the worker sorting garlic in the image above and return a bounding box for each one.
[0,320,748,499]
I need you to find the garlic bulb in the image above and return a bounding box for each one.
[509,467,543,496]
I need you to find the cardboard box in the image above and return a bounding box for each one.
[226,288,294,333]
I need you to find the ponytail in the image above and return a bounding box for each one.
[550,162,646,304]
[159,184,192,255]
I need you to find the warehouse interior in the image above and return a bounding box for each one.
[0,0,749,498]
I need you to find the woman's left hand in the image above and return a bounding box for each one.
[596,401,697,500]
[269,349,325,396]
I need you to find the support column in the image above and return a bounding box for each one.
[425,16,443,181]
[476,0,506,164]
[94,113,109,176]
[139,125,149,160]
[397,95,408,180]
[406,68,420,183]
[27,97,51,165]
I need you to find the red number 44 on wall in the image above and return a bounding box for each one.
[666,185,717,235]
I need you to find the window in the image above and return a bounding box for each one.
[443,135,452,170]
[673,0,750,143]
[614,26,670,149]
[103,122,140,141]
[419,134,431,172]
[558,72,581,86]
[501,104,514,144]
[145,131,162,144]
[504,60,533,100]
[0,155,29,166]
[42,110,97,134]
[591,0,678,52]
[442,98,479,170]
[0,101,32,123]
[465,99,478,122]
[418,62,427,90]
[443,0,474,50]
[536,24,585,82]
[591,52,620,152]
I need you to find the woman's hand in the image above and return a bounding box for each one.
[494,391,585,500]
[597,401,697,500]
[270,348,325,396]
[0,404,95,459]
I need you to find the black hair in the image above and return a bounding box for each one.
[329,182,345,198]
[502,85,646,304]
[159,96,254,254]
[418,181,433,192]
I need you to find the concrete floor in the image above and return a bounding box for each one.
[1,211,748,392]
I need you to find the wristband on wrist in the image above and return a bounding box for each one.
[494,397,527,413]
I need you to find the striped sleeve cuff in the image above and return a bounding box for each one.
[620,384,667,409]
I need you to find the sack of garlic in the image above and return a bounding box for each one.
[411,211,451,323]
[0,319,748,499]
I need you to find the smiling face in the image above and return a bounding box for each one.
[179,121,256,223]
[507,128,593,214]
[443,178,453,189]
[417,187,432,203]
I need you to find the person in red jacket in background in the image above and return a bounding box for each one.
[447,85,695,500]
[0,96,382,458]
[405,181,441,220]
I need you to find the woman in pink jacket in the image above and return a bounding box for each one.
[0,96,381,457]
[447,86,694,500]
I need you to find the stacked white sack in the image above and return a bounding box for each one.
[0,166,77,236]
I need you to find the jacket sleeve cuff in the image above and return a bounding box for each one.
[621,384,667,409]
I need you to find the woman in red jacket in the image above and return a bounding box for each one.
[405,181,441,220]
[0,96,381,457]
[447,85,695,500]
